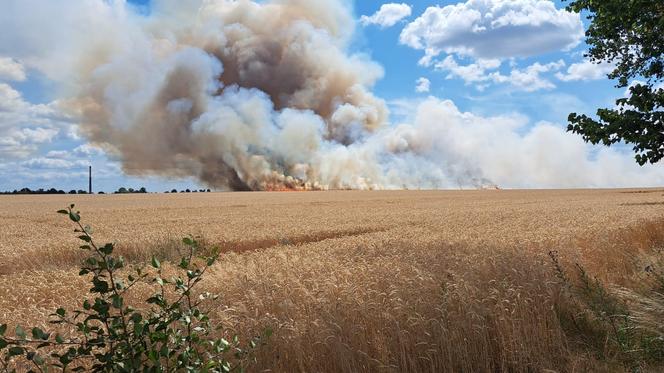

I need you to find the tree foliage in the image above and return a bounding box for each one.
[565,0,664,165]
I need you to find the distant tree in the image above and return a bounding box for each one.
[78,190,87,195]
[185,189,191,193]
[116,187,128,194]
[138,187,147,193]
[98,191,105,194]
[171,189,178,194]
[565,0,664,165]
[206,189,211,193]
[68,190,77,194]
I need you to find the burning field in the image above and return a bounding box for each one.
[1,189,664,371]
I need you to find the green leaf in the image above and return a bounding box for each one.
[0,338,7,349]
[8,346,24,357]
[56,308,65,317]
[55,334,64,344]
[78,235,91,242]
[183,237,194,246]
[31,327,46,340]
[0,324,6,336]
[100,243,114,255]
[15,325,26,339]
[130,313,142,323]
[151,256,161,269]
[111,295,123,309]
[57,209,68,215]
[69,211,81,223]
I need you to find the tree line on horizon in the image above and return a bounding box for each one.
[0,187,213,195]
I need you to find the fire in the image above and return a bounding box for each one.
[256,174,325,192]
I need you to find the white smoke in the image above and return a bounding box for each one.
[1,0,662,190]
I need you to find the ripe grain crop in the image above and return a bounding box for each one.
[1,189,663,372]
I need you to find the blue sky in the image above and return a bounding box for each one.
[0,0,661,191]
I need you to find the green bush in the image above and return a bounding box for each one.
[0,205,266,372]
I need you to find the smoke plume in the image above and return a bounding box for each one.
[2,0,663,190]
[65,0,396,190]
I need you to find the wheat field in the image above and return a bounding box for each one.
[1,189,664,372]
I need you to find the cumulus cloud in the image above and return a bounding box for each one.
[73,144,106,157]
[435,56,501,84]
[437,57,564,91]
[21,157,89,170]
[490,60,565,91]
[556,59,614,81]
[0,82,74,160]
[400,0,583,91]
[0,57,26,81]
[360,3,412,28]
[400,0,584,63]
[415,77,431,93]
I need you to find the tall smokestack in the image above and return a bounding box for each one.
[89,166,92,194]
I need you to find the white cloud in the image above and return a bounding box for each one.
[45,150,71,159]
[556,59,614,81]
[0,83,27,112]
[400,0,584,63]
[490,60,565,92]
[21,157,88,170]
[436,57,564,91]
[415,77,431,93]
[435,56,501,84]
[0,127,59,159]
[0,82,77,160]
[16,127,59,143]
[0,57,26,81]
[361,3,412,28]
[73,144,105,157]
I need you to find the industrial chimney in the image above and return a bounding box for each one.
[89,166,92,194]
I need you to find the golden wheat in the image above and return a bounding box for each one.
[1,189,663,372]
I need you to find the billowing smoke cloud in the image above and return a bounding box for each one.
[1,0,662,190]
[63,0,394,190]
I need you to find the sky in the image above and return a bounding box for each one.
[0,0,662,192]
